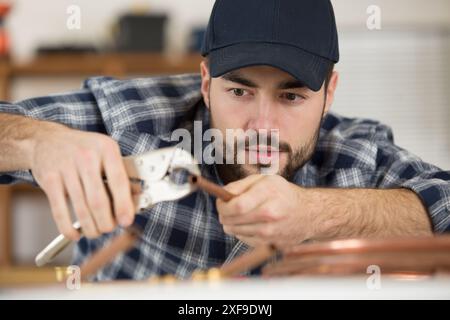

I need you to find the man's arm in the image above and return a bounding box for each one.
[0,89,106,182]
[301,187,433,241]
[372,140,450,234]
[217,175,436,247]
[0,90,135,239]
[0,113,42,172]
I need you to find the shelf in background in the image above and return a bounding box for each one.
[8,52,203,77]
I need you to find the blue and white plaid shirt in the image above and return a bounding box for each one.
[1,74,449,280]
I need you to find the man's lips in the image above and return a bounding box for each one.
[244,146,281,153]
[246,150,278,156]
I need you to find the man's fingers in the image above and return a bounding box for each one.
[102,145,135,227]
[222,198,282,225]
[44,173,80,240]
[78,159,115,234]
[222,174,265,195]
[218,181,274,222]
[63,169,100,238]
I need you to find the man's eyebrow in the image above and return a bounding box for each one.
[221,72,307,90]
[277,80,307,90]
[221,72,259,88]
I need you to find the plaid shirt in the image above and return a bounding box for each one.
[1,74,449,280]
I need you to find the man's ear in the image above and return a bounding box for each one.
[200,60,211,109]
[323,71,339,115]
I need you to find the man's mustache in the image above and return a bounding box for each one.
[227,137,292,154]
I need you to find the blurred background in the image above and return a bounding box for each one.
[0,0,449,276]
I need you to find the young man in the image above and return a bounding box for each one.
[0,0,449,280]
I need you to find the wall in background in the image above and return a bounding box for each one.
[335,29,450,170]
[7,0,215,61]
[6,0,450,61]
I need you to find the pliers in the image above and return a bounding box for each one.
[35,147,201,267]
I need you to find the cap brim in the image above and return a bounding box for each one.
[208,42,333,92]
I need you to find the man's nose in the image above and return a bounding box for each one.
[246,97,278,131]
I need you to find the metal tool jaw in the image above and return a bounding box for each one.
[125,147,201,211]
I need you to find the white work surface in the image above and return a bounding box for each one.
[1,276,450,300]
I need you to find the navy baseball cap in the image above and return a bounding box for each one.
[201,0,339,92]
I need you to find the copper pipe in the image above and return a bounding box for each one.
[263,252,450,276]
[219,244,278,278]
[189,175,235,201]
[283,236,450,258]
[263,235,450,277]
[80,227,141,281]
[190,174,278,278]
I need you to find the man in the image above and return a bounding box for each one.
[0,0,449,280]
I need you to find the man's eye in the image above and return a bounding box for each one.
[281,93,303,101]
[232,88,246,97]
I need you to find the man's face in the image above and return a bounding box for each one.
[200,63,337,182]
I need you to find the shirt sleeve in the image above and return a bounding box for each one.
[370,123,450,233]
[0,84,106,185]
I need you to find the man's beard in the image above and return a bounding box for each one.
[218,126,321,182]
[209,99,323,183]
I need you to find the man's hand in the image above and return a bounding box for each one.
[217,174,315,247]
[30,123,135,240]
[217,174,433,248]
